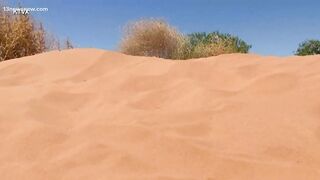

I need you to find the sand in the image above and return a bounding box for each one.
[0,48,320,179]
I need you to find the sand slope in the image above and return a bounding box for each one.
[0,49,320,179]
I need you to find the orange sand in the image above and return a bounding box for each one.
[0,49,320,179]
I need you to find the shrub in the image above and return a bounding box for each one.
[0,6,73,61]
[119,18,186,59]
[119,19,251,60]
[295,39,320,56]
[189,41,234,58]
[186,32,251,58]
[0,8,47,61]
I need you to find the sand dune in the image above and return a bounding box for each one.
[0,49,320,179]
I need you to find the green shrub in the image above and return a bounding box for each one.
[119,18,186,59]
[186,32,251,58]
[295,40,320,56]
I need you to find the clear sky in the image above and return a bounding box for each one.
[6,0,320,56]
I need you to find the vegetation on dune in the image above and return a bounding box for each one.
[0,11,45,61]
[186,32,251,58]
[5,10,320,61]
[119,18,187,59]
[0,6,73,62]
[119,18,251,60]
[295,39,320,56]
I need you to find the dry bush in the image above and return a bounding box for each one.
[0,6,73,61]
[119,18,186,59]
[0,9,47,61]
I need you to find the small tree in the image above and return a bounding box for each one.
[36,23,46,52]
[65,38,74,49]
[295,40,320,56]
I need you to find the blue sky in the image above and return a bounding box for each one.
[6,0,320,56]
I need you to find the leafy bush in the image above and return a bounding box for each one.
[0,7,73,61]
[119,18,186,59]
[186,32,251,58]
[295,40,320,56]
